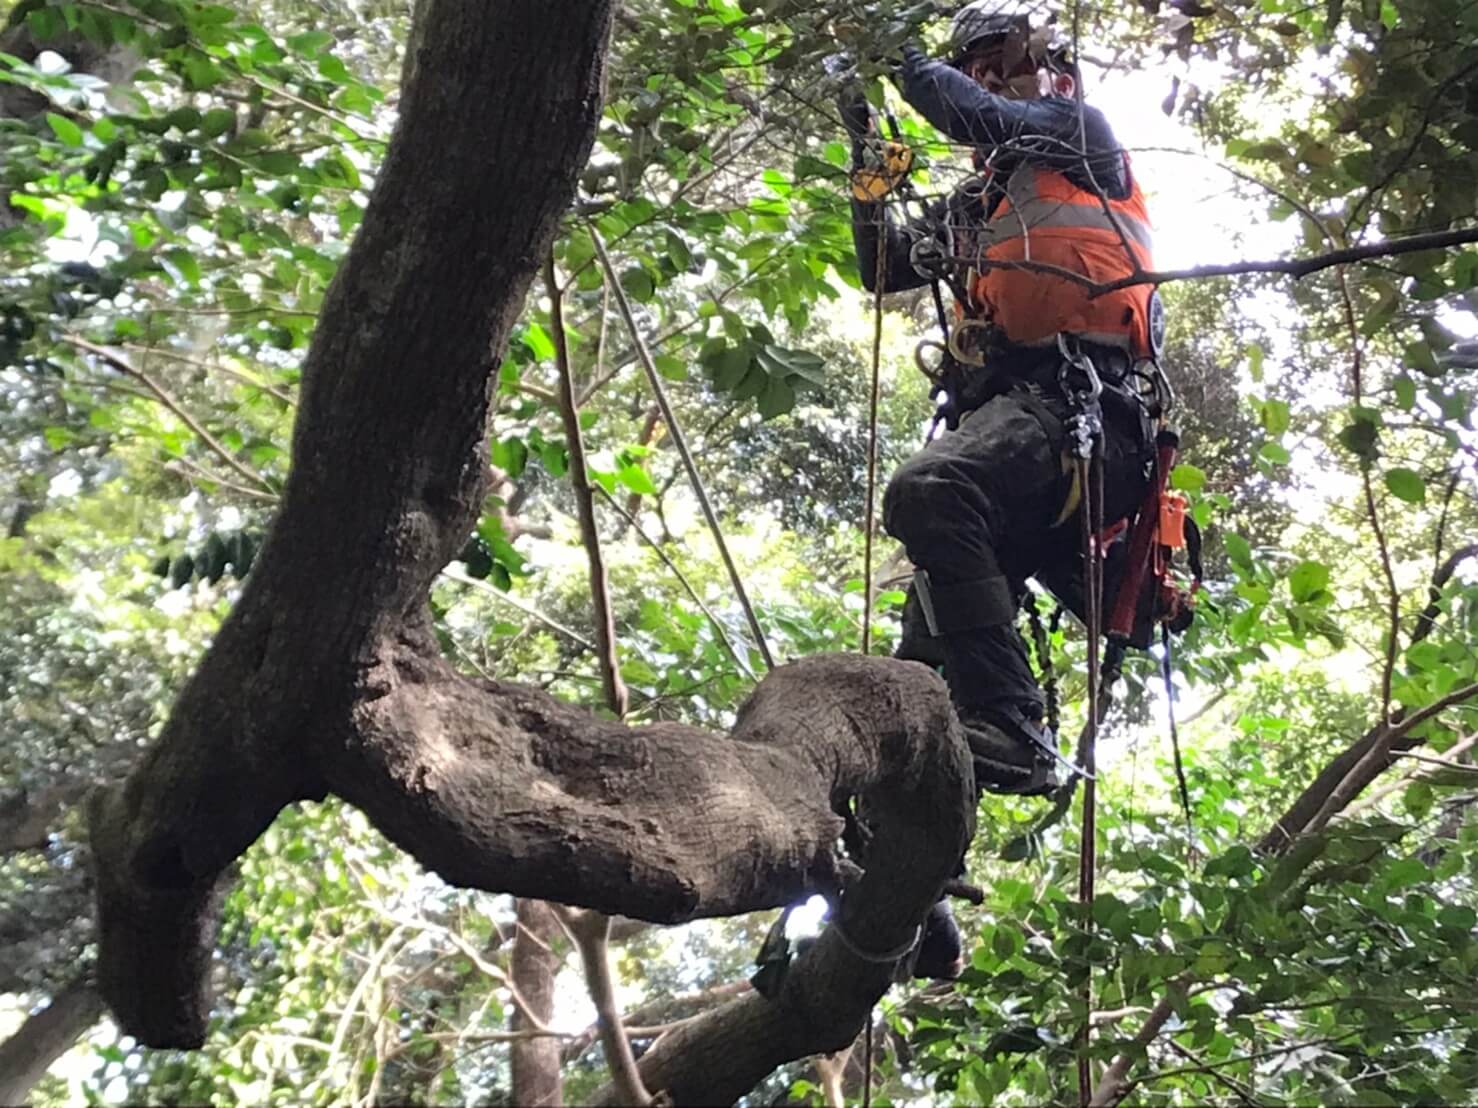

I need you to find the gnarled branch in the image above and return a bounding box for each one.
[83,5,974,1104]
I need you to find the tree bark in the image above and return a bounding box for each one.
[0,978,104,1105]
[510,900,564,1108]
[82,2,976,1103]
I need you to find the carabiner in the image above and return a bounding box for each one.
[948,318,991,367]
[1056,333,1102,404]
[914,339,949,385]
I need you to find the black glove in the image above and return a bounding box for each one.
[825,52,873,142]
[896,43,928,81]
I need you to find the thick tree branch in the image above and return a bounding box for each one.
[1261,681,1478,853]
[83,9,974,1104]
[510,899,564,1107]
[1087,981,1186,1108]
[558,908,651,1107]
[0,977,104,1106]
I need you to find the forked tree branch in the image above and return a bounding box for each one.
[83,6,974,1104]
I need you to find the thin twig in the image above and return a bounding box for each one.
[1343,732,1478,819]
[120,343,297,408]
[1301,680,1478,839]
[1336,268,1400,724]
[952,226,1478,298]
[595,486,757,681]
[588,227,774,671]
[162,459,280,504]
[62,336,279,495]
[860,202,886,655]
[545,256,628,716]
[1411,543,1478,648]
[440,567,596,652]
[1392,750,1478,774]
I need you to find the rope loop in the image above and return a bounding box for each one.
[830,918,922,966]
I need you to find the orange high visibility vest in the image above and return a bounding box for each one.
[967,158,1156,356]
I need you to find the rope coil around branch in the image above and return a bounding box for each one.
[830,918,921,966]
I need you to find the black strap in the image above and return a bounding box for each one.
[914,570,1017,634]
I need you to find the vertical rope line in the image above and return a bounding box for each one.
[1163,625,1194,837]
[861,206,887,655]
[861,1013,874,1108]
[1076,452,1104,1108]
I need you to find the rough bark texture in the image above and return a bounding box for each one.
[510,900,564,1108]
[0,978,104,1105]
[83,2,976,1103]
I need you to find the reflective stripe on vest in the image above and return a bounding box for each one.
[992,163,1154,258]
[967,160,1157,355]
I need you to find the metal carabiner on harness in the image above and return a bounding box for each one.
[1057,333,1104,462]
[947,318,991,367]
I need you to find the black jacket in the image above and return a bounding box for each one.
[854,47,1129,294]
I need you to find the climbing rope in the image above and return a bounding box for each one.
[1074,448,1105,1108]
[860,207,887,656]
[1162,624,1195,838]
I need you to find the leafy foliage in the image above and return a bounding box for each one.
[2,0,1477,1104]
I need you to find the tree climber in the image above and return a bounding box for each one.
[841,5,1164,799]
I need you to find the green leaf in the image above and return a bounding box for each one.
[1245,342,1265,382]
[654,354,687,380]
[1170,464,1206,493]
[523,323,556,361]
[731,364,768,402]
[46,112,84,146]
[201,107,236,138]
[617,463,658,496]
[620,267,656,303]
[1337,415,1380,462]
[756,375,795,420]
[1258,441,1290,465]
[1287,560,1330,603]
[1437,906,1477,930]
[1258,397,1291,435]
[1384,467,1425,503]
[707,345,752,391]
[288,30,334,55]
[491,437,529,478]
[1392,373,1417,410]
[1224,532,1253,567]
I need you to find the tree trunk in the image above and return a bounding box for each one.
[0,978,104,1105]
[510,900,564,1107]
[83,2,976,1102]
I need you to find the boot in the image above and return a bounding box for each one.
[939,626,1060,796]
[957,699,1060,797]
[913,898,965,980]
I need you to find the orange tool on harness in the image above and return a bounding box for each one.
[1106,428,1200,649]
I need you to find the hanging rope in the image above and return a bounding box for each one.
[1075,451,1105,1108]
[1162,624,1195,837]
[589,227,775,672]
[860,208,887,655]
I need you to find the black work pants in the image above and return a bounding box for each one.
[883,356,1152,713]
